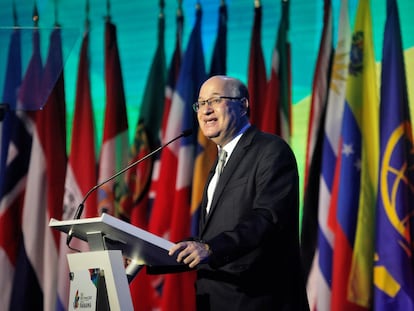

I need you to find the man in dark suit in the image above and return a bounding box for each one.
[169,75,309,311]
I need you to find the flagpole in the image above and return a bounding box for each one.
[33,2,39,26]
[106,0,111,21]
[85,0,90,31]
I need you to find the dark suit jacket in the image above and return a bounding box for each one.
[196,126,309,311]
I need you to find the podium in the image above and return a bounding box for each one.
[49,213,185,310]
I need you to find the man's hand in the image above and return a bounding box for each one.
[169,241,211,268]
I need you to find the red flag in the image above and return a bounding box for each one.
[40,27,67,310]
[57,29,97,310]
[159,9,183,144]
[67,30,98,219]
[148,7,183,256]
[247,1,267,129]
[143,10,184,309]
[41,27,67,261]
[263,0,291,141]
[159,6,206,311]
[97,20,129,218]
[145,59,181,311]
[127,12,167,311]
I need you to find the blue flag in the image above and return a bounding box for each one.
[374,0,414,309]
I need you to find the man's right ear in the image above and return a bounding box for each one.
[240,98,249,116]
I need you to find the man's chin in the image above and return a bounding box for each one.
[202,128,218,138]
[207,133,219,140]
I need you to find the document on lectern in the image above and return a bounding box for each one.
[49,213,185,268]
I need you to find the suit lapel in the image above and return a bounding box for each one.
[200,126,257,232]
[200,164,216,227]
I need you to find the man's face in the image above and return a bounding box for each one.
[196,77,245,147]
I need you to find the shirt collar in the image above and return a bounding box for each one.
[220,123,250,159]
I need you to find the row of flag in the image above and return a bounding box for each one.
[0,1,292,310]
[301,0,414,310]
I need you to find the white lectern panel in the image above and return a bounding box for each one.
[49,213,181,266]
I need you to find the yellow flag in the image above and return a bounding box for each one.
[346,0,379,307]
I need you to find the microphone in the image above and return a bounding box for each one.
[66,128,193,246]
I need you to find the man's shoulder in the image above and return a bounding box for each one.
[246,127,287,145]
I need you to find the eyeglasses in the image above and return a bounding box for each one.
[192,96,242,112]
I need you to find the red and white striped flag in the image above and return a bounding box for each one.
[6,20,42,309]
[17,27,66,311]
[307,1,351,309]
[300,1,333,308]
